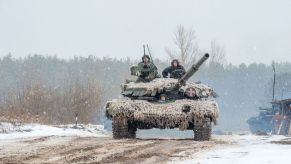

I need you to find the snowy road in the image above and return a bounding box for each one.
[0,123,229,163]
[1,123,290,163]
[176,135,291,164]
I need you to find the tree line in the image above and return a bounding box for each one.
[0,54,290,131]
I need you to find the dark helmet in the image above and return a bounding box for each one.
[142,55,150,62]
[171,59,180,67]
[160,94,166,98]
[159,94,167,100]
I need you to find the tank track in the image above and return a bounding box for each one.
[194,117,212,141]
[112,113,212,140]
[112,113,136,139]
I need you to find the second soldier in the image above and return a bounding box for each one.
[162,59,186,79]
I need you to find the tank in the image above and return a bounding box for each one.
[247,99,291,135]
[105,53,219,141]
[247,107,273,134]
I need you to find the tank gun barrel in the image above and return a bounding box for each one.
[175,53,209,88]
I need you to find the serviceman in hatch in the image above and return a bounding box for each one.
[162,59,186,79]
[158,94,167,103]
[136,55,158,82]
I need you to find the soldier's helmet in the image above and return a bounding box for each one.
[142,55,150,62]
[171,59,180,67]
[160,94,166,98]
[159,94,167,101]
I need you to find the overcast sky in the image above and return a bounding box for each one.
[0,0,291,65]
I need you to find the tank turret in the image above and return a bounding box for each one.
[121,53,212,100]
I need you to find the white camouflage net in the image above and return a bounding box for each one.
[122,78,214,97]
[106,99,219,130]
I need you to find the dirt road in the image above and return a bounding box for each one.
[0,135,229,164]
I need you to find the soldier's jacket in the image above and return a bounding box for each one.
[137,62,158,82]
[162,65,186,79]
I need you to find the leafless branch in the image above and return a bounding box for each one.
[166,25,201,69]
[210,39,226,65]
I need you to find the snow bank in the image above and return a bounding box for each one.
[0,122,108,140]
[175,135,291,164]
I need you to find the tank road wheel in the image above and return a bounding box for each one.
[194,117,212,141]
[112,113,136,139]
[128,124,137,139]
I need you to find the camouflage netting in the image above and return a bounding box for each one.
[121,78,214,98]
[106,99,219,130]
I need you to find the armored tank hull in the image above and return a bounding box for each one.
[106,98,219,140]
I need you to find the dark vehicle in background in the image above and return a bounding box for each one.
[247,107,273,134]
[247,99,291,135]
[248,63,291,135]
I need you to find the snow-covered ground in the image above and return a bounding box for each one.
[0,122,108,140]
[2,122,291,163]
[175,134,291,164]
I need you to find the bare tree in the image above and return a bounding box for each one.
[165,25,201,69]
[210,39,226,65]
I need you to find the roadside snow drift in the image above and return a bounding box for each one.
[175,135,291,164]
[0,122,108,140]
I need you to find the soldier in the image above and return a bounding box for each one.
[162,59,186,79]
[136,55,158,82]
[158,94,167,103]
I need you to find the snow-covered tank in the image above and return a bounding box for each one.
[105,54,219,141]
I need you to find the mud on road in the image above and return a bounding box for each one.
[0,135,230,164]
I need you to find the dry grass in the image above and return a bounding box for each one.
[0,78,103,124]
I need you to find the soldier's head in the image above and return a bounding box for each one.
[160,94,166,101]
[142,55,150,63]
[171,59,180,68]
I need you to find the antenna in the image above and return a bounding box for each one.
[143,45,146,56]
[272,61,276,101]
[146,44,153,63]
